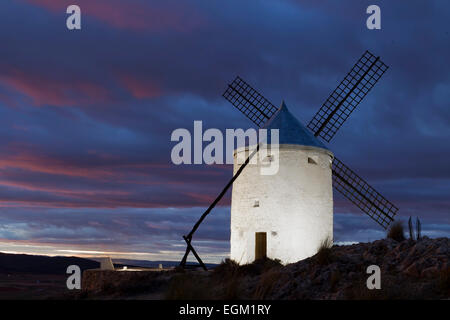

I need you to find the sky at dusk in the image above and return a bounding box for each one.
[0,0,449,263]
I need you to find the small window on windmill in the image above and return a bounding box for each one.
[253,199,260,207]
[308,155,318,165]
[236,151,246,165]
[265,154,274,162]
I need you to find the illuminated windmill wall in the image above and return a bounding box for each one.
[230,102,334,264]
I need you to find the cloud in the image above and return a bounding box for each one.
[118,73,162,99]
[0,206,447,263]
[0,206,230,262]
[0,0,448,259]
[22,0,206,32]
[0,68,111,107]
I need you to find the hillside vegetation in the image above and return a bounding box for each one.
[82,237,449,300]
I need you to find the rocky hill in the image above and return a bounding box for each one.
[262,236,449,299]
[82,236,449,300]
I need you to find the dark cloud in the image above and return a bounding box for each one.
[0,0,448,261]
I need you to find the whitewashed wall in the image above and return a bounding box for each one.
[230,144,334,265]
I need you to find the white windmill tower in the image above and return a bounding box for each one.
[179,51,398,269]
[230,102,334,264]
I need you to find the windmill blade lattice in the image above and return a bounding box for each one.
[307,50,388,142]
[223,76,279,128]
[332,156,398,229]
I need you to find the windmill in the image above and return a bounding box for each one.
[179,50,398,269]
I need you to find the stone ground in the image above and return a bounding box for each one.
[77,236,449,300]
[0,273,68,299]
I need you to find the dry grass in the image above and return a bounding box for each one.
[211,259,243,299]
[438,267,450,294]
[213,258,281,278]
[316,237,333,265]
[343,273,443,300]
[329,270,341,291]
[253,269,283,299]
[165,273,212,300]
[222,276,241,300]
[211,258,282,299]
[240,258,282,276]
[212,258,240,280]
[387,221,406,242]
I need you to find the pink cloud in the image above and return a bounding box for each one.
[23,0,205,33]
[119,74,162,99]
[0,147,175,180]
[0,68,111,107]
[145,221,170,230]
[183,191,215,205]
[0,180,130,197]
[0,152,112,179]
[0,148,229,209]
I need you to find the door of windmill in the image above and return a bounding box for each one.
[255,232,267,260]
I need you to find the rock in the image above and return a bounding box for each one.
[421,266,440,278]
[404,263,420,278]
[80,237,450,300]
[362,251,375,261]
[436,246,448,255]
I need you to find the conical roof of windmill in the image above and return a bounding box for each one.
[262,101,330,151]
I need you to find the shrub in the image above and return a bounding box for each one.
[240,258,282,276]
[387,221,406,242]
[261,258,282,272]
[212,258,239,280]
[416,217,422,240]
[408,217,415,240]
[316,237,333,265]
[213,257,282,279]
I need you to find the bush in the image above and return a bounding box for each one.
[213,257,282,279]
[387,221,406,242]
[212,258,239,280]
[316,237,333,265]
[240,258,282,277]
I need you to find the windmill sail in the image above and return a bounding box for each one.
[332,156,398,229]
[307,50,388,142]
[223,76,279,127]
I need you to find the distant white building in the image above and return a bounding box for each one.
[230,102,334,265]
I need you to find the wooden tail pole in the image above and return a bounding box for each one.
[179,144,261,269]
